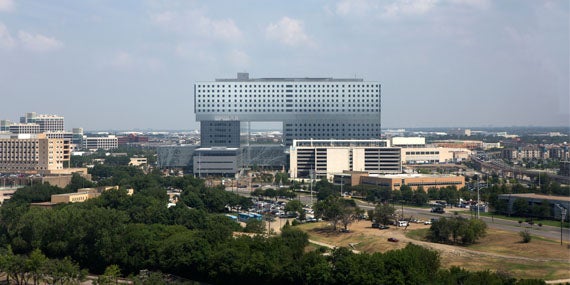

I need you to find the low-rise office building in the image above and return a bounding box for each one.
[289,139,401,180]
[51,191,95,204]
[359,173,465,190]
[50,186,131,204]
[129,157,148,166]
[83,135,119,150]
[390,137,426,148]
[193,147,241,176]
[401,147,472,164]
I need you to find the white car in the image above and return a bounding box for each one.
[424,221,432,225]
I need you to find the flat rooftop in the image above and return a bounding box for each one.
[367,174,460,179]
[215,77,364,82]
[213,72,365,82]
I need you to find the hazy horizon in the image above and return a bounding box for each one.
[1,0,568,130]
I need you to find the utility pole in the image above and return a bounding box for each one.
[340,175,344,197]
[555,204,567,246]
[309,169,314,206]
[477,176,481,219]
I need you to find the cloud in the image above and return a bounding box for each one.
[175,43,217,63]
[332,0,488,19]
[106,51,162,71]
[227,49,250,68]
[0,0,14,12]
[266,17,315,47]
[447,0,490,9]
[335,0,377,16]
[18,31,63,52]
[151,10,242,42]
[110,51,134,68]
[383,0,439,18]
[0,22,15,49]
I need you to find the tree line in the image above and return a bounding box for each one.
[0,167,548,284]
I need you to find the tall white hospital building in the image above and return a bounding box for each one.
[195,73,381,146]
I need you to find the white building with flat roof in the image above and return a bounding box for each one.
[390,137,426,148]
[195,73,382,146]
[289,139,401,179]
[83,136,118,150]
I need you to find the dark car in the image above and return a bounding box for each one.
[431,207,445,214]
[387,237,399,242]
[379,225,390,230]
[371,223,380,228]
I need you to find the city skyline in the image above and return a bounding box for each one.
[0,0,568,130]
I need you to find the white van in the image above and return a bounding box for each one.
[397,220,408,227]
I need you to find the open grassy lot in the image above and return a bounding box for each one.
[296,220,570,280]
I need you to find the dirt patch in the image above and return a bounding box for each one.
[296,220,570,280]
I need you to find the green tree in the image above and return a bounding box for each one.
[339,203,359,231]
[98,264,121,285]
[412,186,429,206]
[313,196,343,230]
[400,185,413,203]
[280,225,309,259]
[284,200,303,217]
[27,248,48,285]
[512,198,530,217]
[64,173,95,192]
[244,219,266,234]
[372,203,396,226]
[315,178,337,201]
[427,187,440,200]
[45,256,86,285]
[427,217,487,245]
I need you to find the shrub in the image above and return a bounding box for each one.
[519,230,531,243]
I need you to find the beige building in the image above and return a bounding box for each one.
[359,173,465,190]
[0,188,19,205]
[50,186,132,204]
[432,140,483,150]
[0,133,70,173]
[129,157,148,166]
[390,137,426,148]
[289,139,401,180]
[51,191,96,204]
[401,147,472,164]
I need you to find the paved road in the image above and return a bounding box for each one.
[226,187,570,243]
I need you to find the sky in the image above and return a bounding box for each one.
[0,0,568,131]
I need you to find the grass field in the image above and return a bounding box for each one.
[296,220,570,280]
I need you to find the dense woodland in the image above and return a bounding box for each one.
[0,168,548,284]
